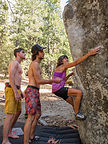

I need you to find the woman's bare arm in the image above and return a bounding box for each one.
[64,47,99,69]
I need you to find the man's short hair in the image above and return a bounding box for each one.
[14,48,24,57]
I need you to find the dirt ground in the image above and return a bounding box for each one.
[0,79,75,127]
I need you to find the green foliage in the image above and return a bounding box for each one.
[0,0,72,79]
[0,0,13,77]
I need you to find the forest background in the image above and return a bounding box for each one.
[0,0,72,79]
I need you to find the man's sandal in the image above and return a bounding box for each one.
[29,136,40,143]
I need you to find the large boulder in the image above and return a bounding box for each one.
[63,0,108,144]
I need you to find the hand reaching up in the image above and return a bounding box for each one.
[89,47,99,56]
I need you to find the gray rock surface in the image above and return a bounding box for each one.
[63,0,108,144]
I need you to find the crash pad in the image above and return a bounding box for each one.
[0,122,82,144]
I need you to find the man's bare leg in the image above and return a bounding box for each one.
[29,113,41,140]
[8,111,21,139]
[2,114,14,144]
[8,112,21,139]
[24,114,35,144]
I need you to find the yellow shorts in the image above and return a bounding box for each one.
[5,87,22,114]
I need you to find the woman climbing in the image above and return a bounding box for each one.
[52,47,99,121]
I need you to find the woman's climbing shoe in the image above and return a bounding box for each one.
[76,112,86,120]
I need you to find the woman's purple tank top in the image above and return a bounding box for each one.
[52,72,66,93]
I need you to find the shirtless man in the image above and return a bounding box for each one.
[24,44,61,144]
[2,48,25,144]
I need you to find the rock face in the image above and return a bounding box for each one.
[63,0,108,144]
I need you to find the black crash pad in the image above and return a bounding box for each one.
[0,122,82,144]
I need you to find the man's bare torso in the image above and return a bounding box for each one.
[8,60,22,87]
[28,61,41,88]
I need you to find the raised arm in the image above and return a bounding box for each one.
[64,47,99,69]
[32,62,61,84]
